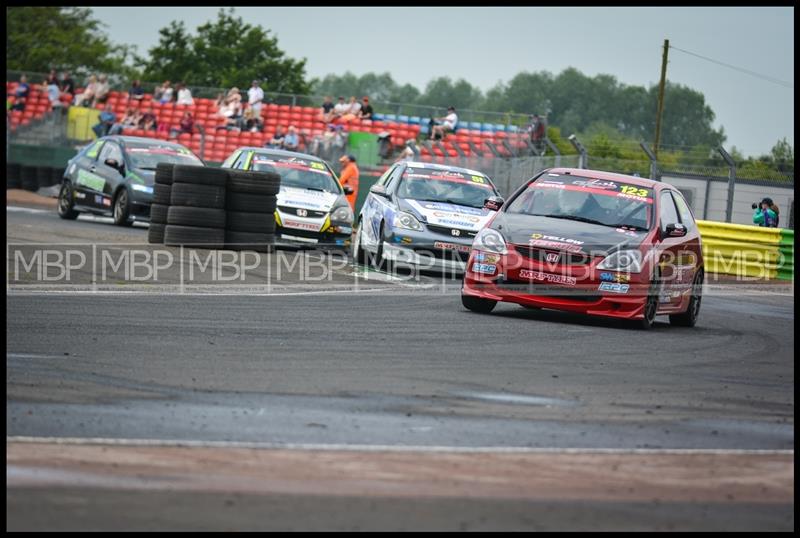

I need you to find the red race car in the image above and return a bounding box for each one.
[461,168,704,329]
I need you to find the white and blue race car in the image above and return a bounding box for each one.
[352,161,502,273]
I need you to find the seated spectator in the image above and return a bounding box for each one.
[74,74,98,107]
[60,71,75,97]
[358,96,373,120]
[176,82,194,105]
[318,95,335,123]
[332,96,348,122]
[170,111,195,137]
[92,103,117,138]
[267,125,286,148]
[94,74,110,106]
[339,96,361,123]
[44,77,64,111]
[243,107,263,132]
[154,80,173,104]
[108,107,139,135]
[283,125,300,151]
[216,88,243,130]
[128,80,145,101]
[430,106,458,140]
[11,74,30,111]
[139,108,158,131]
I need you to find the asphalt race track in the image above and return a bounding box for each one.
[6,205,795,531]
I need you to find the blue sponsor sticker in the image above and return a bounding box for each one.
[598,282,630,294]
[94,195,104,205]
[600,272,614,282]
[472,263,496,274]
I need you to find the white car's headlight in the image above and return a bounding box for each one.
[330,205,353,223]
[472,227,507,254]
[393,211,423,232]
[597,249,643,273]
[131,184,153,194]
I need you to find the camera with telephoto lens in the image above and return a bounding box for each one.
[752,202,759,209]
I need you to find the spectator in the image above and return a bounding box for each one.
[395,139,416,162]
[154,80,173,104]
[94,74,110,105]
[176,82,194,106]
[267,125,286,148]
[73,74,97,107]
[243,107,263,132]
[11,75,30,111]
[358,96,373,120]
[338,154,359,210]
[45,69,59,87]
[110,107,142,135]
[283,125,300,151]
[528,114,546,149]
[60,71,75,97]
[247,79,264,117]
[318,95,335,123]
[92,103,117,138]
[44,77,64,111]
[216,87,243,130]
[339,96,361,123]
[139,108,158,131]
[753,197,779,228]
[170,111,195,137]
[332,96,348,122]
[430,106,458,140]
[128,80,145,102]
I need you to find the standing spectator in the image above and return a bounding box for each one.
[154,80,173,104]
[60,71,75,97]
[139,108,158,131]
[128,80,145,102]
[358,96,374,120]
[318,95,335,123]
[94,74,110,105]
[170,111,195,137]
[528,114,546,150]
[92,103,117,138]
[267,125,286,148]
[247,80,264,117]
[430,106,458,140]
[176,82,194,105]
[338,154,359,210]
[395,140,416,162]
[45,69,59,87]
[283,125,300,151]
[332,96,348,122]
[339,96,361,123]
[74,74,97,107]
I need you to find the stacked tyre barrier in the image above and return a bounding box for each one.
[225,170,280,252]
[697,220,794,281]
[164,165,228,249]
[147,162,175,244]
[7,163,21,189]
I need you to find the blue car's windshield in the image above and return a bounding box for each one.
[251,155,341,193]
[125,143,203,170]
[395,167,496,208]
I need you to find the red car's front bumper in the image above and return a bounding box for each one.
[462,248,651,320]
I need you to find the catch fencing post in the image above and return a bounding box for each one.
[640,142,658,180]
[568,134,587,169]
[717,146,737,223]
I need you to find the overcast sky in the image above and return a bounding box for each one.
[91,6,794,157]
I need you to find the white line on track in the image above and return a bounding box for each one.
[6,436,793,455]
[7,206,50,213]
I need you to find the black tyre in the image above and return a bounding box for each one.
[164,225,225,249]
[227,170,281,195]
[226,211,276,234]
[167,206,226,228]
[461,293,497,313]
[173,164,228,187]
[225,230,275,252]
[170,182,225,209]
[36,166,53,188]
[57,181,80,220]
[148,223,166,244]
[21,165,38,191]
[113,188,134,226]
[150,203,169,225]
[226,191,278,213]
[351,219,369,264]
[153,183,172,205]
[639,270,662,330]
[155,162,175,186]
[669,270,704,327]
[7,163,21,189]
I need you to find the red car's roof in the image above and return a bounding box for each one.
[544,168,664,189]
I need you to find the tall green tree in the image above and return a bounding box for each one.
[6,7,134,77]
[138,9,310,93]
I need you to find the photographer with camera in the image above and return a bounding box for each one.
[752,197,779,228]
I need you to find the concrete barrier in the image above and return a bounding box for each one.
[697,220,794,281]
